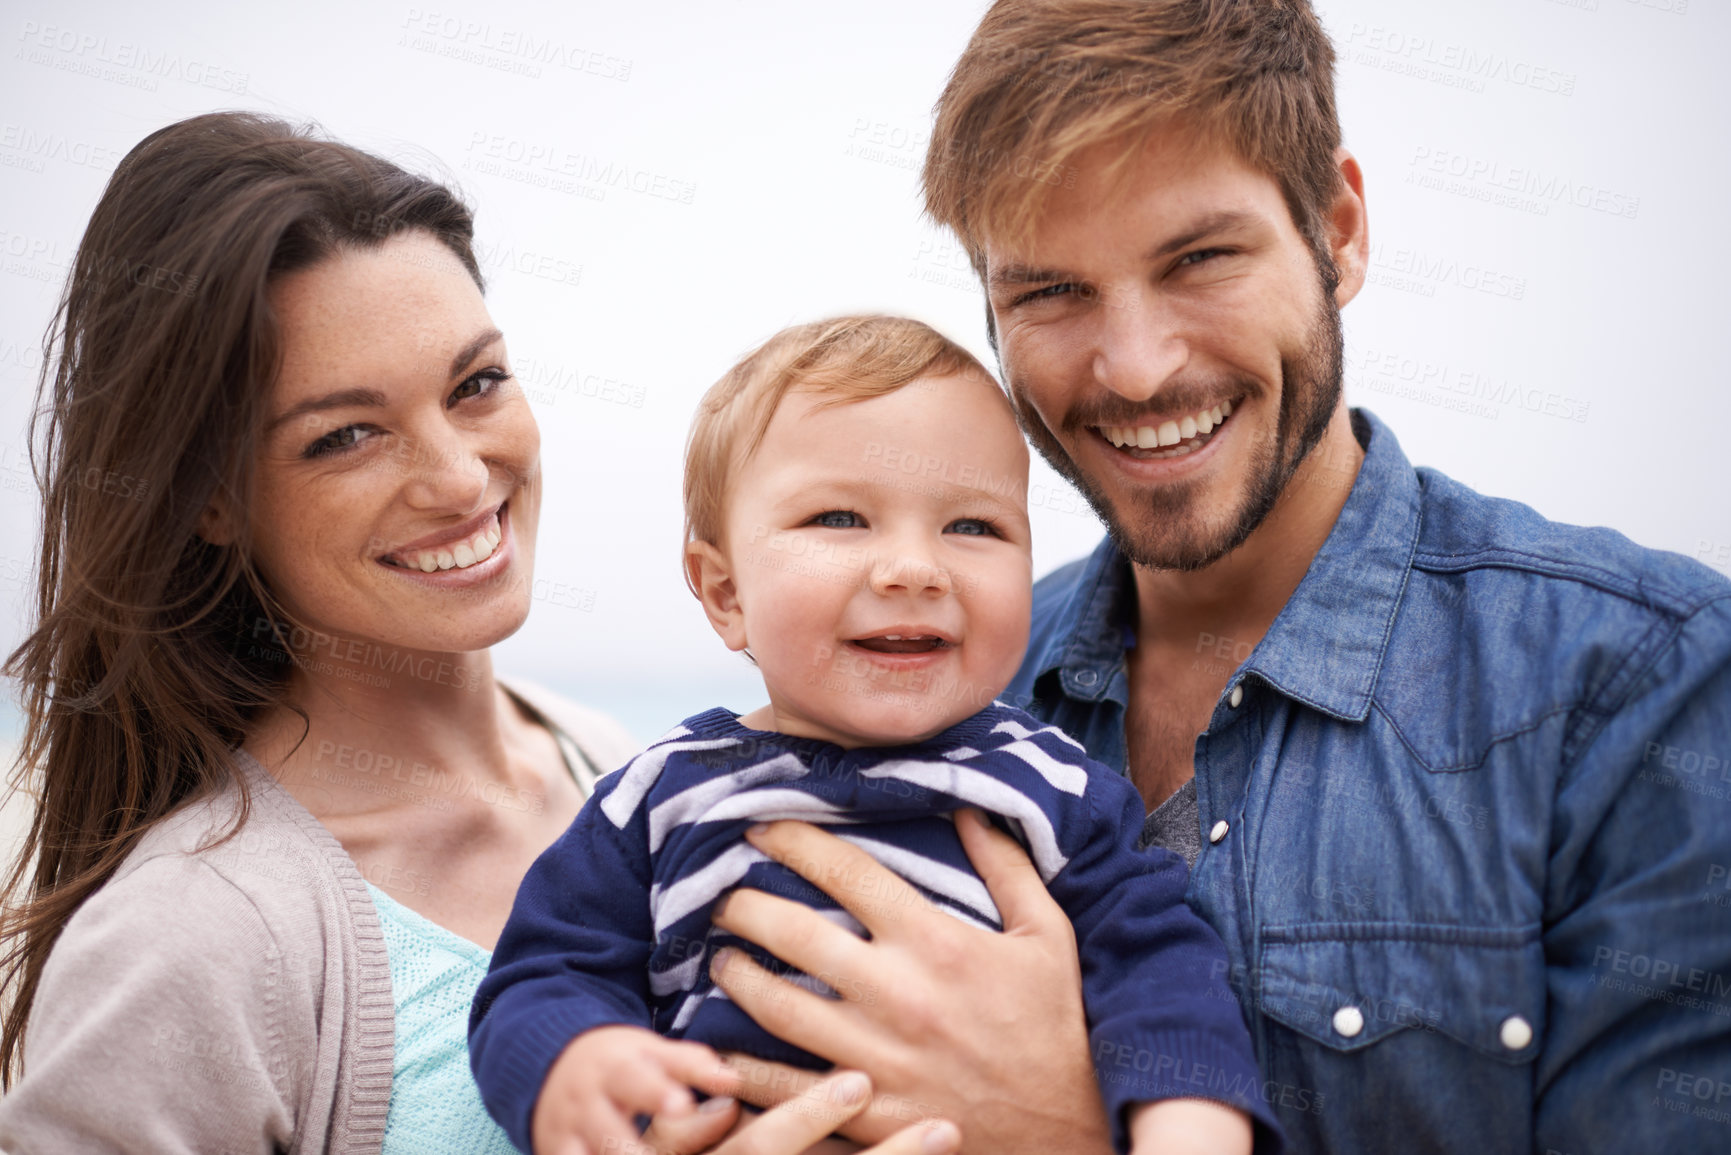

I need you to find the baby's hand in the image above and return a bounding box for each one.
[1127,1097,1253,1155]
[532,1024,733,1155]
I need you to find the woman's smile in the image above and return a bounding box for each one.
[377,500,513,584]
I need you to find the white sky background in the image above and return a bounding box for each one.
[0,0,1725,745]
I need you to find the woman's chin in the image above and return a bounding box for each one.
[430,603,532,655]
[352,600,532,667]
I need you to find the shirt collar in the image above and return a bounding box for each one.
[1027,408,1421,722]
[1241,408,1421,722]
[1028,533,1138,704]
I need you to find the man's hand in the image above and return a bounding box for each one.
[641,1071,962,1155]
[707,811,1112,1155]
[532,1025,739,1155]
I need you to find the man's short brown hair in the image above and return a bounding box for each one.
[924,0,1343,280]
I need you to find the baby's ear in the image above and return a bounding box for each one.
[685,540,749,652]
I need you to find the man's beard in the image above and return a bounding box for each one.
[1008,287,1345,573]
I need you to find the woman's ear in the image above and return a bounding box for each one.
[686,540,749,652]
[197,489,238,546]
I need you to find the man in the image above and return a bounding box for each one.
[700,2,1730,1152]
[924,0,1731,1150]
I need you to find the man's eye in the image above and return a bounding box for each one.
[1013,283,1079,306]
[305,425,375,458]
[449,368,512,406]
[810,510,862,529]
[945,518,997,537]
[1179,248,1229,267]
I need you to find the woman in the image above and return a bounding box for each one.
[0,112,957,1155]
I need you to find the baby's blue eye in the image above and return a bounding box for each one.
[946,518,995,536]
[812,510,861,528]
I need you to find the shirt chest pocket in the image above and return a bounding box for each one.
[1254,923,1546,1061]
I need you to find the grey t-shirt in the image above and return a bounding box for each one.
[1136,777,1201,869]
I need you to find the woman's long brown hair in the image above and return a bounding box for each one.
[0,111,484,1084]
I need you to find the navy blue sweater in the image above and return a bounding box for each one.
[470,704,1278,1152]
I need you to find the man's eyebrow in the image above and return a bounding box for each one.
[989,263,1070,288]
[1143,210,1261,260]
[266,328,506,435]
[988,210,1264,289]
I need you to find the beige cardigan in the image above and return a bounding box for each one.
[0,679,637,1155]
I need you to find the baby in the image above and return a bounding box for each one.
[470,316,1275,1155]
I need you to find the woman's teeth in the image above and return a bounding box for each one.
[1100,400,1233,457]
[393,515,502,573]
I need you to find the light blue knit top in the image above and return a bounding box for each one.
[367,689,604,1154]
[367,882,518,1155]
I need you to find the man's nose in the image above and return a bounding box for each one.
[1091,284,1189,403]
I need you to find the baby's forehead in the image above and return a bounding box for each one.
[741,379,1029,509]
[777,371,1018,432]
[771,376,1022,455]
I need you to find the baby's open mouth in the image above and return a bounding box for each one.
[1096,398,1236,461]
[851,633,953,655]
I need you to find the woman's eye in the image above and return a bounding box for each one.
[449,368,512,406]
[304,425,374,458]
[810,510,862,529]
[945,517,996,537]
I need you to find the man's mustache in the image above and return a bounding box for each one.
[1048,377,1264,433]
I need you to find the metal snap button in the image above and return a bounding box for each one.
[1228,684,1244,708]
[1332,1005,1364,1038]
[1075,669,1098,687]
[1208,820,1229,843]
[1499,1015,1533,1051]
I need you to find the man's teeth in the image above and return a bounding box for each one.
[1100,400,1232,452]
[395,516,503,573]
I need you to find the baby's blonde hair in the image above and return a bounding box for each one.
[682,314,999,589]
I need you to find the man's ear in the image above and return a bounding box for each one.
[685,540,749,652]
[1326,147,1370,309]
[197,489,238,546]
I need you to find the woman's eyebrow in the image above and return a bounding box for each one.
[448,327,505,377]
[267,387,388,435]
[266,328,506,435]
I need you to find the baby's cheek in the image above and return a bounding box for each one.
[754,613,838,680]
[971,583,1032,678]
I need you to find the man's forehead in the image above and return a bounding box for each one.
[975,121,1253,241]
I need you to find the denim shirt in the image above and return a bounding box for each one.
[1006,409,1731,1153]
